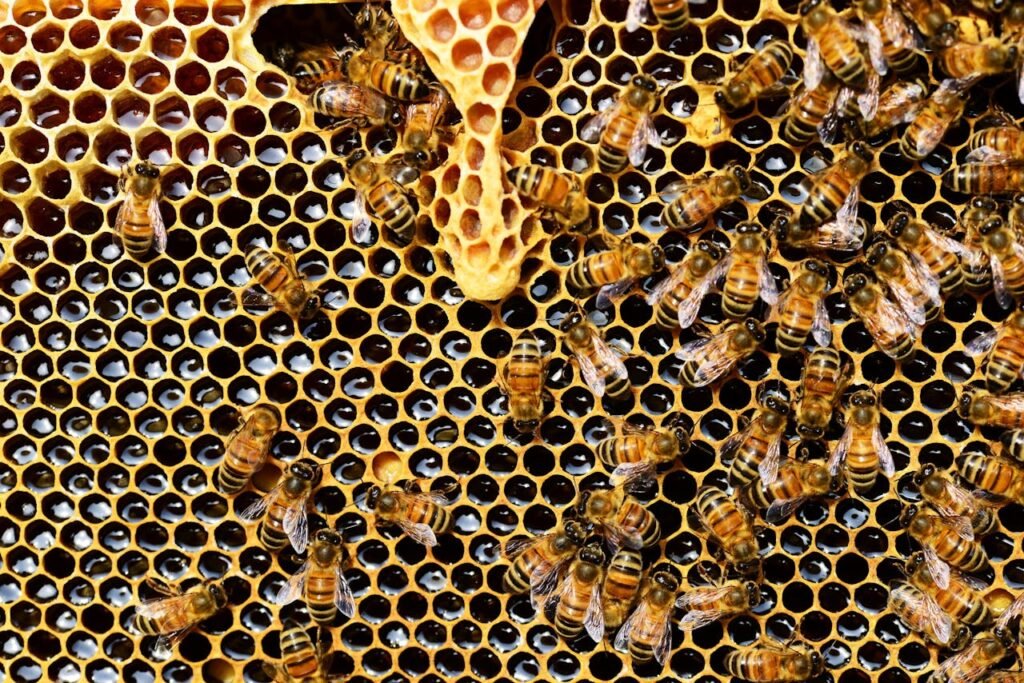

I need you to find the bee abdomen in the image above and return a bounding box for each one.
[214,462,249,495]
[370,61,430,101]
[368,183,416,246]
[307,577,337,625]
[650,0,689,30]
[259,519,289,551]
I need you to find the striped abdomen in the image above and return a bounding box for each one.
[916,575,992,627]
[369,60,430,101]
[597,434,645,468]
[246,248,288,294]
[775,292,815,355]
[554,578,600,638]
[722,259,761,319]
[617,501,660,548]
[921,527,988,573]
[655,273,698,330]
[627,601,674,663]
[723,650,803,682]
[367,180,415,246]
[816,29,867,88]
[599,112,641,173]
[579,340,631,401]
[216,435,265,494]
[120,198,156,255]
[568,252,628,291]
[845,425,881,494]
[259,493,294,550]
[306,562,340,625]
[986,335,1024,393]
[944,164,1024,194]
[728,424,777,488]
[504,541,557,594]
[662,187,716,231]
[603,549,642,630]
[801,167,855,227]
[783,85,835,145]
[650,0,689,30]
[280,622,320,679]
[695,487,756,551]
[956,454,1024,499]
[507,332,544,396]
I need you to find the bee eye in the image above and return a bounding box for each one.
[135,163,146,174]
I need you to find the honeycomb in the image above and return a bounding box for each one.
[4,0,1024,681]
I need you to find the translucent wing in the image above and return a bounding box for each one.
[398,519,438,546]
[676,332,734,387]
[114,199,132,241]
[592,335,629,381]
[997,589,1024,628]
[351,192,372,243]
[576,352,606,397]
[239,485,280,522]
[884,8,915,49]
[335,569,356,618]
[766,494,808,524]
[658,179,695,203]
[905,253,942,308]
[596,278,637,309]
[1019,63,1024,107]
[828,422,853,477]
[675,335,712,361]
[154,627,194,655]
[136,593,193,622]
[758,432,783,485]
[720,420,755,466]
[811,298,832,347]
[614,599,650,651]
[646,263,692,307]
[932,641,988,682]
[679,607,729,630]
[873,426,895,478]
[892,584,952,645]
[925,226,968,257]
[584,582,605,642]
[804,39,824,91]
[889,280,928,328]
[678,259,728,330]
[675,584,734,609]
[818,90,844,144]
[581,105,618,143]
[611,460,657,486]
[966,145,1017,164]
[857,71,880,121]
[759,258,779,306]
[991,251,1014,310]
[242,287,277,310]
[149,197,167,254]
[628,115,657,168]
[283,496,311,554]
[653,609,673,665]
[275,562,309,605]
[923,546,951,590]
[625,0,649,32]
[530,556,572,603]
[861,22,888,77]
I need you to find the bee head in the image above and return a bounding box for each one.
[849,390,876,408]
[579,542,605,566]
[886,212,912,238]
[649,245,666,272]
[842,272,868,297]
[135,161,159,178]
[289,459,322,485]
[770,214,792,242]
[735,558,761,579]
[563,520,591,546]
[744,581,761,606]
[994,626,1018,648]
[898,503,919,528]
[799,0,825,16]
[315,528,342,546]
[904,551,925,575]
[957,387,977,419]
[652,569,680,592]
[762,393,790,417]
[560,309,585,332]
[344,149,368,171]
[728,165,751,192]
[806,652,825,676]
[803,258,829,279]
[743,318,766,343]
[697,239,724,262]
[850,141,874,163]
[512,416,540,433]
[365,484,383,510]
[992,0,1010,11]
[299,291,323,320]
[667,414,693,452]
[864,239,892,267]
[736,221,760,236]
[826,471,846,494]
[912,463,937,487]
[633,74,658,92]
[973,196,1000,212]
[208,582,229,609]
[980,216,1005,237]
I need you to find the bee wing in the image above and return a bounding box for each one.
[625,0,649,32]
[154,627,195,655]
[575,352,606,397]
[530,556,572,603]
[883,8,915,49]
[828,421,854,477]
[135,592,194,622]
[933,642,988,682]
[990,251,1015,310]
[144,576,181,598]
[758,432,783,485]
[924,226,968,257]
[628,115,657,168]
[675,584,735,609]
[242,288,277,310]
[239,484,281,522]
[611,460,657,486]
[584,582,606,642]
[335,568,356,618]
[658,179,696,203]
[758,257,779,306]
[858,21,888,77]
[676,333,733,387]
[811,298,832,347]
[1019,63,1024,107]
[678,260,727,330]
[872,426,896,478]
[766,494,809,525]
[675,335,712,361]
[923,547,951,590]
[593,335,629,381]
[613,599,649,651]
[283,495,311,554]
[818,89,844,145]
[148,197,167,254]
[679,607,730,631]
[596,278,637,310]
[964,327,999,358]
[804,39,825,91]
[905,254,942,309]
[646,263,690,307]
[892,584,953,645]
[997,589,1024,628]
[720,419,756,465]
[653,609,674,665]
[275,561,310,605]
[581,105,618,143]
[114,197,131,241]
[397,519,438,547]
[351,192,372,244]
[503,535,542,560]
[888,280,928,328]
[966,145,1017,164]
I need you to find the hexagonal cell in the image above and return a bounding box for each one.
[135,0,168,24]
[130,57,170,94]
[11,62,41,90]
[90,54,126,89]
[154,95,189,131]
[87,0,120,20]
[428,9,456,43]
[152,25,186,59]
[0,26,28,54]
[214,67,246,100]
[48,57,86,90]
[31,23,64,52]
[195,27,228,62]
[173,0,208,25]
[106,21,141,52]
[67,19,98,48]
[452,39,483,72]
[1,162,32,195]
[93,128,131,168]
[13,128,49,164]
[73,92,106,124]
[12,0,47,26]
[211,0,244,26]
[50,0,84,19]
[112,93,149,128]
[30,93,70,129]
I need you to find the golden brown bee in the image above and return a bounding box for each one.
[115,161,166,257]
[899,0,957,48]
[291,45,346,94]
[859,78,929,137]
[842,272,919,360]
[723,639,825,682]
[888,212,966,294]
[723,392,790,488]
[794,347,850,440]
[944,162,1024,194]
[275,529,354,626]
[929,628,1017,683]
[676,578,760,631]
[339,46,431,102]
[865,238,942,325]
[354,4,401,58]
[939,38,1017,80]
[829,389,895,495]
[503,520,591,602]
[567,237,666,308]
[625,0,689,31]
[915,464,997,540]
[133,578,229,652]
[551,542,606,641]
[960,197,1000,292]
[214,404,281,495]
[240,458,322,553]
[715,41,794,113]
[261,619,343,683]
[499,329,548,434]
[799,141,874,229]
[905,551,993,628]
[742,458,841,525]
[721,222,779,320]
[677,318,766,388]
[966,311,1024,393]
[602,548,644,632]
[661,164,755,233]
[614,568,681,664]
[855,0,919,74]
[888,582,971,650]
[978,216,1024,307]
[507,164,591,233]
[901,505,990,586]
[783,75,843,146]
[345,150,421,247]
[366,481,453,546]
[646,240,727,331]
[957,450,1024,504]
[899,78,972,160]
[959,387,1024,428]
[309,82,401,128]
[801,0,879,91]
[772,210,867,253]
[581,73,661,173]
[1001,428,1024,461]
[402,84,452,157]
[692,486,761,579]
[561,308,631,401]
[772,258,832,355]
[243,247,324,321]
[967,125,1024,164]
[597,417,691,485]
[577,486,661,550]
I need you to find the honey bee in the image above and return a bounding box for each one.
[742,458,841,524]
[721,222,779,320]
[503,520,591,603]
[914,464,996,540]
[966,312,1024,393]
[275,529,355,625]
[676,577,761,631]
[240,459,322,554]
[602,548,644,632]
[899,0,957,48]
[723,639,825,682]
[887,212,967,294]
[561,307,631,401]
[929,628,1017,683]
[581,73,661,173]
[888,581,971,650]
[799,142,874,229]
[507,164,591,233]
[842,272,919,360]
[794,348,850,440]
[905,550,994,628]
[499,329,548,434]
[214,404,281,495]
[133,578,229,652]
[939,38,1017,80]
[692,486,761,579]
[956,450,1024,504]
[959,197,1000,292]
[943,162,1024,194]
[660,164,758,233]
[597,416,692,484]
[353,4,405,60]
[261,619,343,683]
[854,0,919,75]
[677,318,766,388]
[243,247,324,321]
[567,237,666,309]
[115,161,166,257]
[614,568,682,664]
[772,258,832,355]
[577,486,661,550]
[901,505,990,588]
[310,82,402,128]
[291,45,346,93]
[715,41,794,113]
[801,0,883,91]
[551,542,606,641]
[366,481,453,546]
[345,150,421,247]
[782,75,843,146]
[859,78,929,137]
[772,208,868,253]
[1001,428,1024,461]
[722,392,790,488]
[625,0,690,32]
[897,78,971,160]
[866,237,942,326]
[828,389,895,495]
[967,125,1024,164]
[646,240,727,331]
[978,216,1024,308]
[959,387,1024,428]
[339,46,431,102]
[402,84,452,158]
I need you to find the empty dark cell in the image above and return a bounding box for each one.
[922,321,955,353]
[175,62,210,96]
